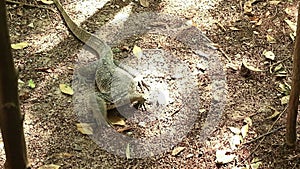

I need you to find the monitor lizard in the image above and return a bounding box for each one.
[53,0,146,126]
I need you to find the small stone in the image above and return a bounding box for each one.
[138,122,146,128]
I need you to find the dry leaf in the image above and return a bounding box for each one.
[59,84,74,95]
[126,143,131,159]
[281,95,289,105]
[229,27,240,31]
[41,0,54,5]
[244,117,253,126]
[230,135,242,149]
[186,154,194,158]
[28,22,34,28]
[226,63,239,71]
[285,19,296,32]
[76,123,93,135]
[263,50,275,60]
[290,32,296,41]
[157,89,171,105]
[251,158,262,169]
[171,146,185,156]
[269,1,281,5]
[228,127,241,134]
[255,19,262,26]
[108,115,126,126]
[285,6,296,17]
[244,1,253,13]
[277,82,290,94]
[132,45,143,59]
[116,126,132,133]
[53,152,73,158]
[242,59,263,72]
[241,124,249,138]
[215,150,235,164]
[266,110,280,119]
[271,63,287,76]
[275,71,287,77]
[199,109,206,113]
[265,11,270,17]
[18,79,25,87]
[139,0,149,7]
[38,164,60,169]
[11,42,28,49]
[273,63,283,73]
[266,34,276,43]
[249,16,260,22]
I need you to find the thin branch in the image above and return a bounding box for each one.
[243,126,285,145]
[242,106,287,162]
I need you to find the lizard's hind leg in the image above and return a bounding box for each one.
[89,93,110,127]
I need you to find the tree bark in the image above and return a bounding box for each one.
[286,3,300,147]
[0,1,29,168]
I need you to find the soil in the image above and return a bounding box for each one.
[1,0,300,168]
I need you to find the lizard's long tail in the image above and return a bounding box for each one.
[53,0,112,59]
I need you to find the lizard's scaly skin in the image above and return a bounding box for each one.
[53,0,145,126]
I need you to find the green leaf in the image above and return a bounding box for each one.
[28,79,35,89]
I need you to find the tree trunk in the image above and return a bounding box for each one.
[0,1,29,168]
[286,3,300,147]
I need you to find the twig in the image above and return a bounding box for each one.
[270,57,290,68]
[243,126,285,145]
[218,47,232,62]
[5,0,55,12]
[211,43,232,62]
[242,106,287,162]
[274,154,300,164]
[215,22,226,32]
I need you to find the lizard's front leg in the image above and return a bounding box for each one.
[113,60,150,91]
[129,92,146,110]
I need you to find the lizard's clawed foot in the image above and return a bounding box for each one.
[138,80,150,92]
[133,100,147,111]
[130,95,147,111]
[134,75,150,92]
